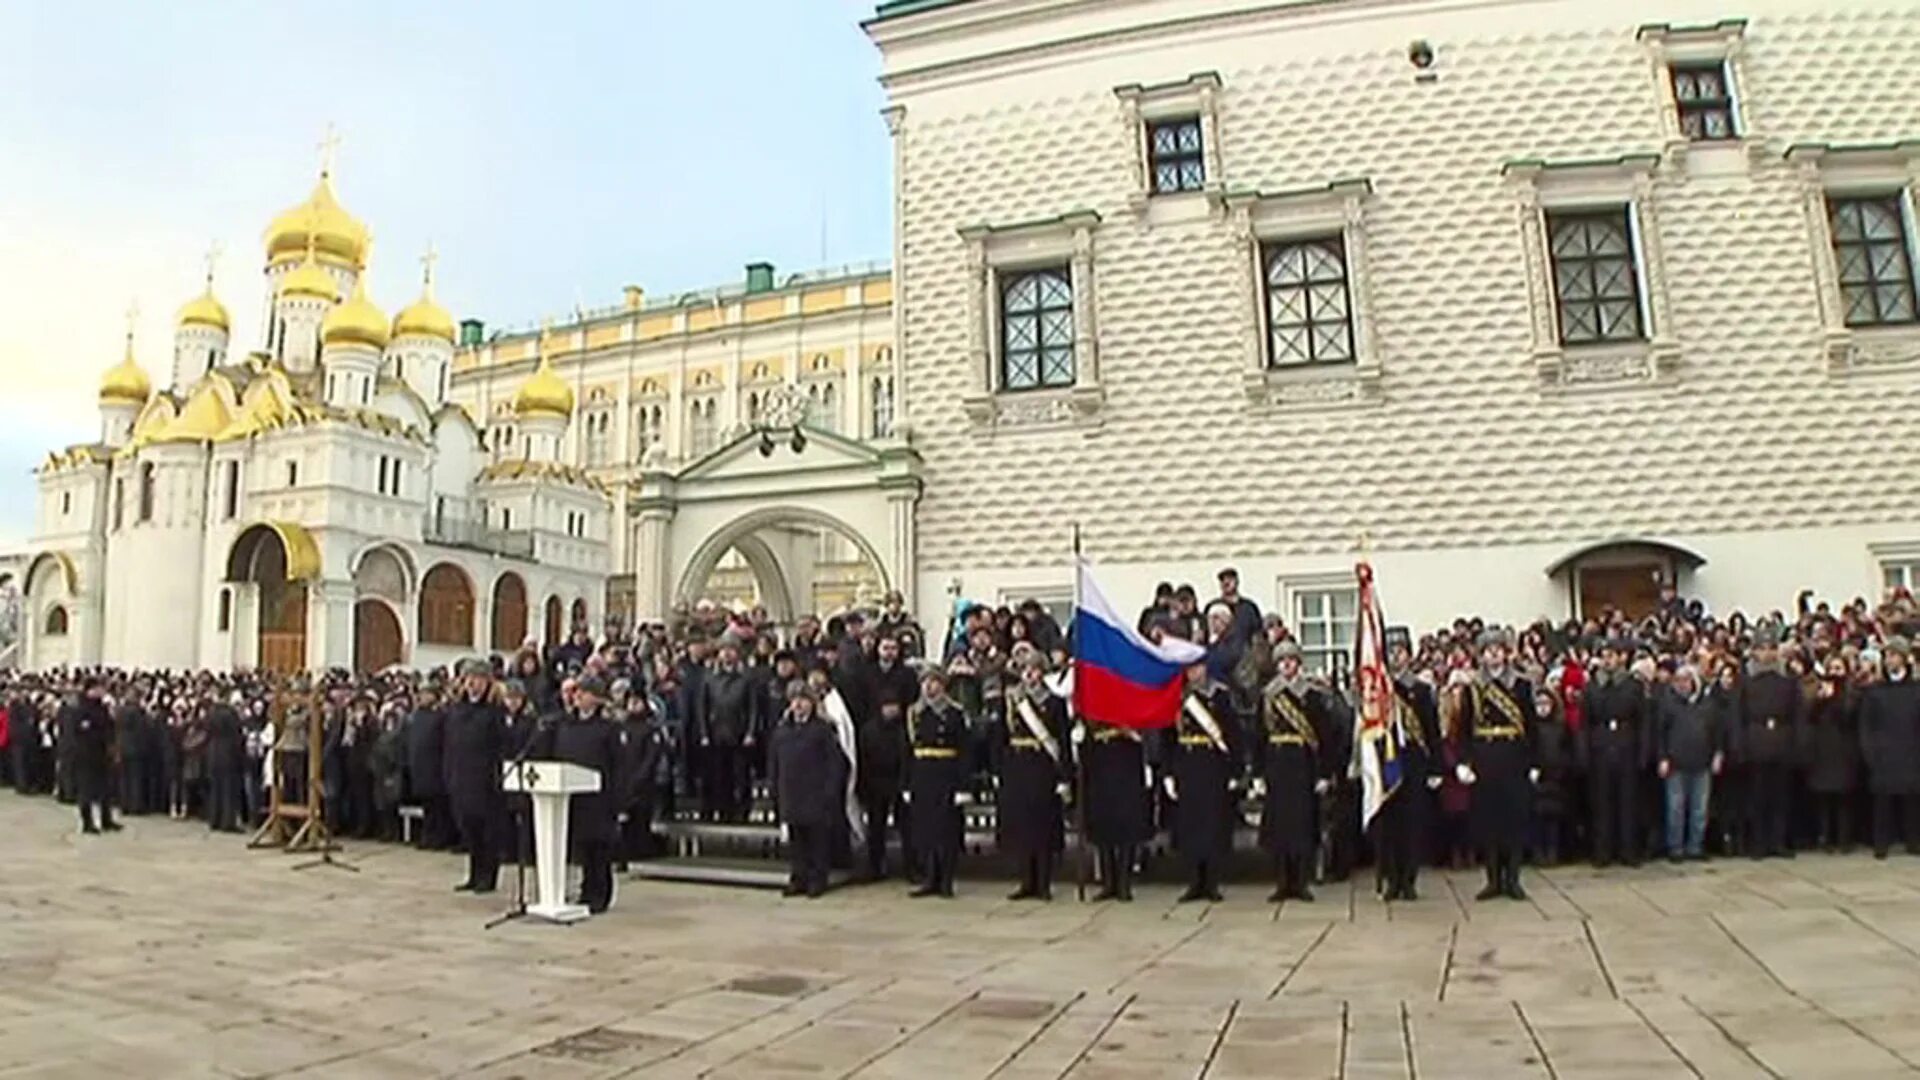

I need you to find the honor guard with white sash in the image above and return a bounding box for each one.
[1375,628,1441,901]
[1456,628,1537,901]
[1166,661,1244,902]
[995,654,1072,901]
[906,667,971,898]
[1081,714,1151,903]
[1256,640,1331,902]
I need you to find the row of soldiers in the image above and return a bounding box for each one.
[872,628,1538,904]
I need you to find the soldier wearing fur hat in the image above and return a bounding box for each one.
[1375,627,1440,902]
[906,667,970,898]
[1582,636,1651,867]
[1736,628,1803,859]
[1456,628,1536,901]
[1858,636,1920,857]
[444,658,508,894]
[995,652,1071,901]
[530,673,625,913]
[1167,660,1244,902]
[1255,639,1331,902]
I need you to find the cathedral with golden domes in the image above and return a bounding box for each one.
[20,162,612,674]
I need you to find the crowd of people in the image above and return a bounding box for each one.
[2,573,1917,908]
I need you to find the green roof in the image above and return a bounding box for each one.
[871,0,974,21]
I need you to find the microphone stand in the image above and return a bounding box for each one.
[485,717,548,931]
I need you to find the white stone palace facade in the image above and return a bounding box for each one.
[867,0,1920,657]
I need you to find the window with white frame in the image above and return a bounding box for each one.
[1506,155,1675,387]
[632,401,663,457]
[1670,62,1738,141]
[1292,586,1357,677]
[957,210,1104,429]
[1228,179,1382,407]
[998,266,1075,391]
[1262,236,1355,366]
[688,397,718,456]
[1827,193,1918,327]
[1114,72,1223,211]
[583,410,613,464]
[1546,208,1647,345]
[1883,559,1920,592]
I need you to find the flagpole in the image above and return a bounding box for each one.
[1071,523,1089,902]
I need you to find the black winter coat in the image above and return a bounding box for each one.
[770,716,848,828]
[404,707,445,800]
[442,698,506,819]
[533,711,625,844]
[1736,669,1802,766]
[701,667,755,747]
[1859,676,1920,795]
[1802,687,1859,794]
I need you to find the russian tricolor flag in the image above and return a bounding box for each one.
[1071,557,1206,728]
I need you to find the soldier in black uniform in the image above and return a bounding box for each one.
[1582,638,1650,867]
[1375,628,1440,901]
[859,635,919,881]
[770,683,848,898]
[1737,629,1802,859]
[1859,636,1920,857]
[58,679,119,835]
[204,691,246,833]
[1457,629,1536,901]
[1082,705,1151,903]
[533,675,625,913]
[404,684,450,850]
[995,654,1071,901]
[907,668,969,898]
[1166,660,1243,902]
[443,659,506,894]
[1256,641,1329,902]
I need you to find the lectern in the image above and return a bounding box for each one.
[502,760,602,923]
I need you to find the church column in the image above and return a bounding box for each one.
[308,579,356,671]
[631,491,675,624]
[884,483,918,609]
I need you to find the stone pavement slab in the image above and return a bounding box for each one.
[6,793,1920,1078]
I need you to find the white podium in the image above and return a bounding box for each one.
[502,760,602,923]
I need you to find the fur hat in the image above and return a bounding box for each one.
[574,674,609,699]
[1883,635,1912,657]
[1477,626,1514,651]
[1384,626,1412,653]
[456,658,491,679]
[1273,639,1303,660]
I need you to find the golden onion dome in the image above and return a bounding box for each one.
[264,172,369,268]
[176,287,230,333]
[99,335,152,406]
[278,249,339,302]
[322,277,390,350]
[513,354,574,419]
[392,289,455,343]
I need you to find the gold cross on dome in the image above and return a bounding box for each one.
[419,242,439,288]
[202,241,223,289]
[317,123,341,177]
[123,299,140,343]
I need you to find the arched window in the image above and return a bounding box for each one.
[419,563,475,646]
[544,595,564,649]
[571,597,589,633]
[137,462,156,523]
[43,606,68,636]
[491,572,528,651]
[217,589,232,632]
[689,398,717,456]
[870,375,894,438]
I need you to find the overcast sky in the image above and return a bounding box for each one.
[0,0,890,545]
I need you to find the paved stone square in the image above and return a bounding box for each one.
[4,792,1920,1079]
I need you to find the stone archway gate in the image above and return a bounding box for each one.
[628,425,921,624]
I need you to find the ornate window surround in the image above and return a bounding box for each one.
[1114,72,1225,219]
[957,210,1105,432]
[1785,141,1920,377]
[1505,154,1680,392]
[1224,179,1382,411]
[1638,20,1765,170]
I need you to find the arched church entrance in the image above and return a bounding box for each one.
[353,600,403,675]
[227,523,318,675]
